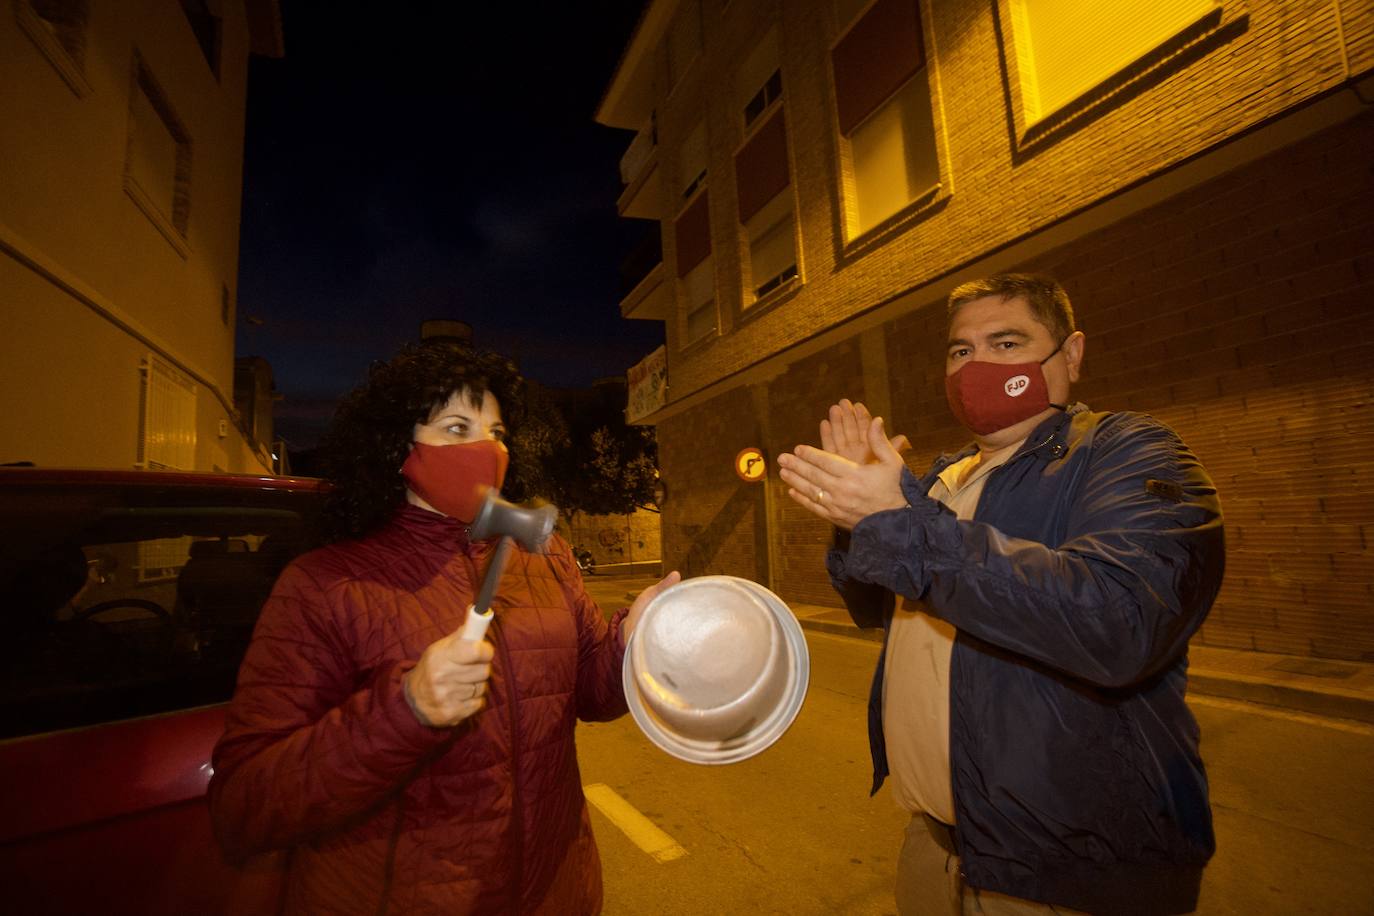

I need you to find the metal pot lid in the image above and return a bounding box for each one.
[622,575,810,765]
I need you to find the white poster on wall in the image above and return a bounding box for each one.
[626,345,667,425]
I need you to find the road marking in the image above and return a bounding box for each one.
[584,783,688,863]
[1189,695,1374,736]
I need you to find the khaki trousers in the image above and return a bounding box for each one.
[895,814,1091,916]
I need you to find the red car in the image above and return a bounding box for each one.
[0,467,326,915]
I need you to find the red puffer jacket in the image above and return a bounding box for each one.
[209,505,629,915]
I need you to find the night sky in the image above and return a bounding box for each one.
[235,1,659,451]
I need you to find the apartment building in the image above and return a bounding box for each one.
[1,0,283,472]
[598,0,1374,660]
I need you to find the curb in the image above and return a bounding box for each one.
[794,615,1374,725]
[1185,668,1374,724]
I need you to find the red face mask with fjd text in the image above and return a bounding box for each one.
[944,341,1067,436]
[400,439,509,524]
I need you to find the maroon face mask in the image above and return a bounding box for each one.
[944,341,1067,436]
[401,439,509,524]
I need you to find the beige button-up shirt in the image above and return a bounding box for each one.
[881,439,1024,823]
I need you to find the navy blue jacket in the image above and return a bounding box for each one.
[827,405,1224,915]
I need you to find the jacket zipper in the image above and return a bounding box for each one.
[375,799,405,916]
[949,424,1062,863]
[455,538,526,911]
[495,613,525,912]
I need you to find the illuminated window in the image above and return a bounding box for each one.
[832,0,939,236]
[850,75,938,233]
[139,354,197,470]
[735,109,797,304]
[1008,0,1217,123]
[746,191,797,300]
[125,55,193,253]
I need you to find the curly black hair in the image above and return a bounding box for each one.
[319,341,526,542]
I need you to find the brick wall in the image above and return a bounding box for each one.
[661,111,1373,660]
[767,338,867,604]
[1024,113,1374,659]
[633,0,1374,660]
[879,112,1374,660]
[658,386,764,583]
[648,0,1371,398]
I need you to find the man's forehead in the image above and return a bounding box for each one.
[947,294,1045,338]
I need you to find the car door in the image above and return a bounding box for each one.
[0,477,318,915]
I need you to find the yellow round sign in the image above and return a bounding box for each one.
[735,447,767,482]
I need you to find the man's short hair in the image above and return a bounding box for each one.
[947,273,1076,342]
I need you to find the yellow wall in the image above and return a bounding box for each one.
[0,0,267,471]
[566,509,664,572]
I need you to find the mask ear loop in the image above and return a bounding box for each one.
[1041,336,1072,412]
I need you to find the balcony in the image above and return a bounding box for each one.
[619,225,667,321]
[616,120,661,220]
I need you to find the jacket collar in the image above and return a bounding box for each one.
[383,503,475,555]
[930,402,1089,474]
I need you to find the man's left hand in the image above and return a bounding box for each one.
[778,416,908,530]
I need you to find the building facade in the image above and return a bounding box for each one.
[1,0,283,472]
[598,0,1374,660]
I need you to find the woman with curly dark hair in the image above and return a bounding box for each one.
[208,341,679,915]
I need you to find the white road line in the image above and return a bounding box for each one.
[584,783,688,863]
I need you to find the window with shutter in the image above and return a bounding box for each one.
[674,190,712,279]
[735,109,798,305]
[737,27,781,126]
[831,0,940,236]
[679,121,709,200]
[683,257,717,343]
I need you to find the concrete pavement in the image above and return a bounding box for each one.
[587,573,1374,725]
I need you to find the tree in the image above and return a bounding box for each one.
[509,379,658,519]
[577,422,658,517]
[504,382,570,506]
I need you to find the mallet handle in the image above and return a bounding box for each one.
[460,535,513,641]
[459,605,493,641]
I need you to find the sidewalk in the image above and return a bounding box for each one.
[790,603,1374,725]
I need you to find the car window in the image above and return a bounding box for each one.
[0,504,314,740]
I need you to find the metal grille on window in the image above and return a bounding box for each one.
[138,354,197,470]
